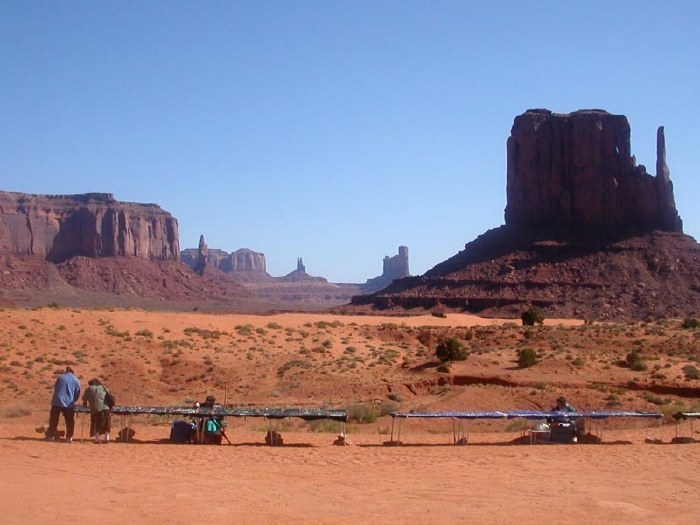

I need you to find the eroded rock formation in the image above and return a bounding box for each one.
[279,257,327,283]
[505,109,682,232]
[181,245,268,274]
[360,246,410,293]
[194,235,208,275]
[351,109,700,321]
[0,191,179,262]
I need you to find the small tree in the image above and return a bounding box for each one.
[626,350,648,371]
[518,348,538,368]
[435,337,469,363]
[521,307,545,326]
[682,317,700,329]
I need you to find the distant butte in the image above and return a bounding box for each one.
[350,109,700,321]
[180,240,411,308]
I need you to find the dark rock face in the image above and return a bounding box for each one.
[194,235,208,276]
[505,109,682,232]
[352,227,700,321]
[0,192,179,262]
[350,110,700,321]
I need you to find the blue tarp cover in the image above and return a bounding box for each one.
[389,410,662,420]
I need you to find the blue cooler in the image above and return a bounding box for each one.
[170,420,194,443]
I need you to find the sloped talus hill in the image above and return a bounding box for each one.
[351,226,700,321]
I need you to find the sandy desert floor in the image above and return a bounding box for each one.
[0,308,699,524]
[1,420,699,525]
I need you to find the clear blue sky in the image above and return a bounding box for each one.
[2,1,698,283]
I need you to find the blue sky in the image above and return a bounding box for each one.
[2,1,699,283]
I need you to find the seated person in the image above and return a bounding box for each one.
[549,396,582,442]
[195,395,226,444]
[552,396,576,415]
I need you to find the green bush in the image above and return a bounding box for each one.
[346,403,379,424]
[682,317,700,329]
[626,350,648,371]
[518,348,538,368]
[521,307,545,326]
[682,365,700,380]
[435,337,469,362]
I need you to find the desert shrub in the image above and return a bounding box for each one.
[518,348,538,368]
[105,326,129,338]
[346,402,379,424]
[682,317,700,329]
[436,362,451,373]
[631,361,648,371]
[377,401,399,417]
[236,324,253,335]
[605,394,621,407]
[307,419,343,433]
[626,350,648,371]
[277,359,312,377]
[431,311,447,318]
[643,393,666,405]
[571,357,586,367]
[682,365,700,380]
[521,307,545,326]
[505,418,531,432]
[387,391,404,402]
[135,329,153,338]
[435,337,469,362]
[3,405,31,418]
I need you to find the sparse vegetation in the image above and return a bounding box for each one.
[435,336,469,362]
[681,317,700,329]
[517,348,538,368]
[682,364,700,380]
[521,307,545,326]
[625,350,648,371]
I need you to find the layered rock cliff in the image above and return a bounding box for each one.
[0,192,179,262]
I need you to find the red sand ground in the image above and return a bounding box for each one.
[0,309,698,524]
[1,421,698,524]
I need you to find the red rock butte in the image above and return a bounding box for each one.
[505,109,681,232]
[350,109,700,321]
